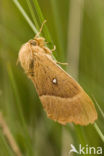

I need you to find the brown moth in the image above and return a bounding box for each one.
[18,22,97,126]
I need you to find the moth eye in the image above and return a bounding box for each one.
[29,40,36,46]
[52,78,57,84]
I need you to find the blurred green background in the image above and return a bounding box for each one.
[0,0,104,156]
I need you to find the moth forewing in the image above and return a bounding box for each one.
[18,37,98,126]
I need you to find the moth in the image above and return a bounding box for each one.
[18,21,97,126]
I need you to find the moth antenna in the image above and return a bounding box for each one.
[51,45,56,52]
[56,61,69,66]
[35,20,47,38]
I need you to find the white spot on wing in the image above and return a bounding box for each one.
[52,78,57,84]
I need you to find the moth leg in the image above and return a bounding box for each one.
[56,61,68,65]
[35,20,47,38]
[43,47,52,54]
[51,45,56,52]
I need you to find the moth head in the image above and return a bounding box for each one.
[34,37,45,47]
[18,36,47,73]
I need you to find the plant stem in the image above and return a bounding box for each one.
[0,113,22,156]
[26,0,39,29]
[12,0,38,34]
[32,0,52,42]
[50,0,65,61]
[94,123,104,142]
[67,0,84,79]
[7,64,34,155]
[93,96,104,119]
